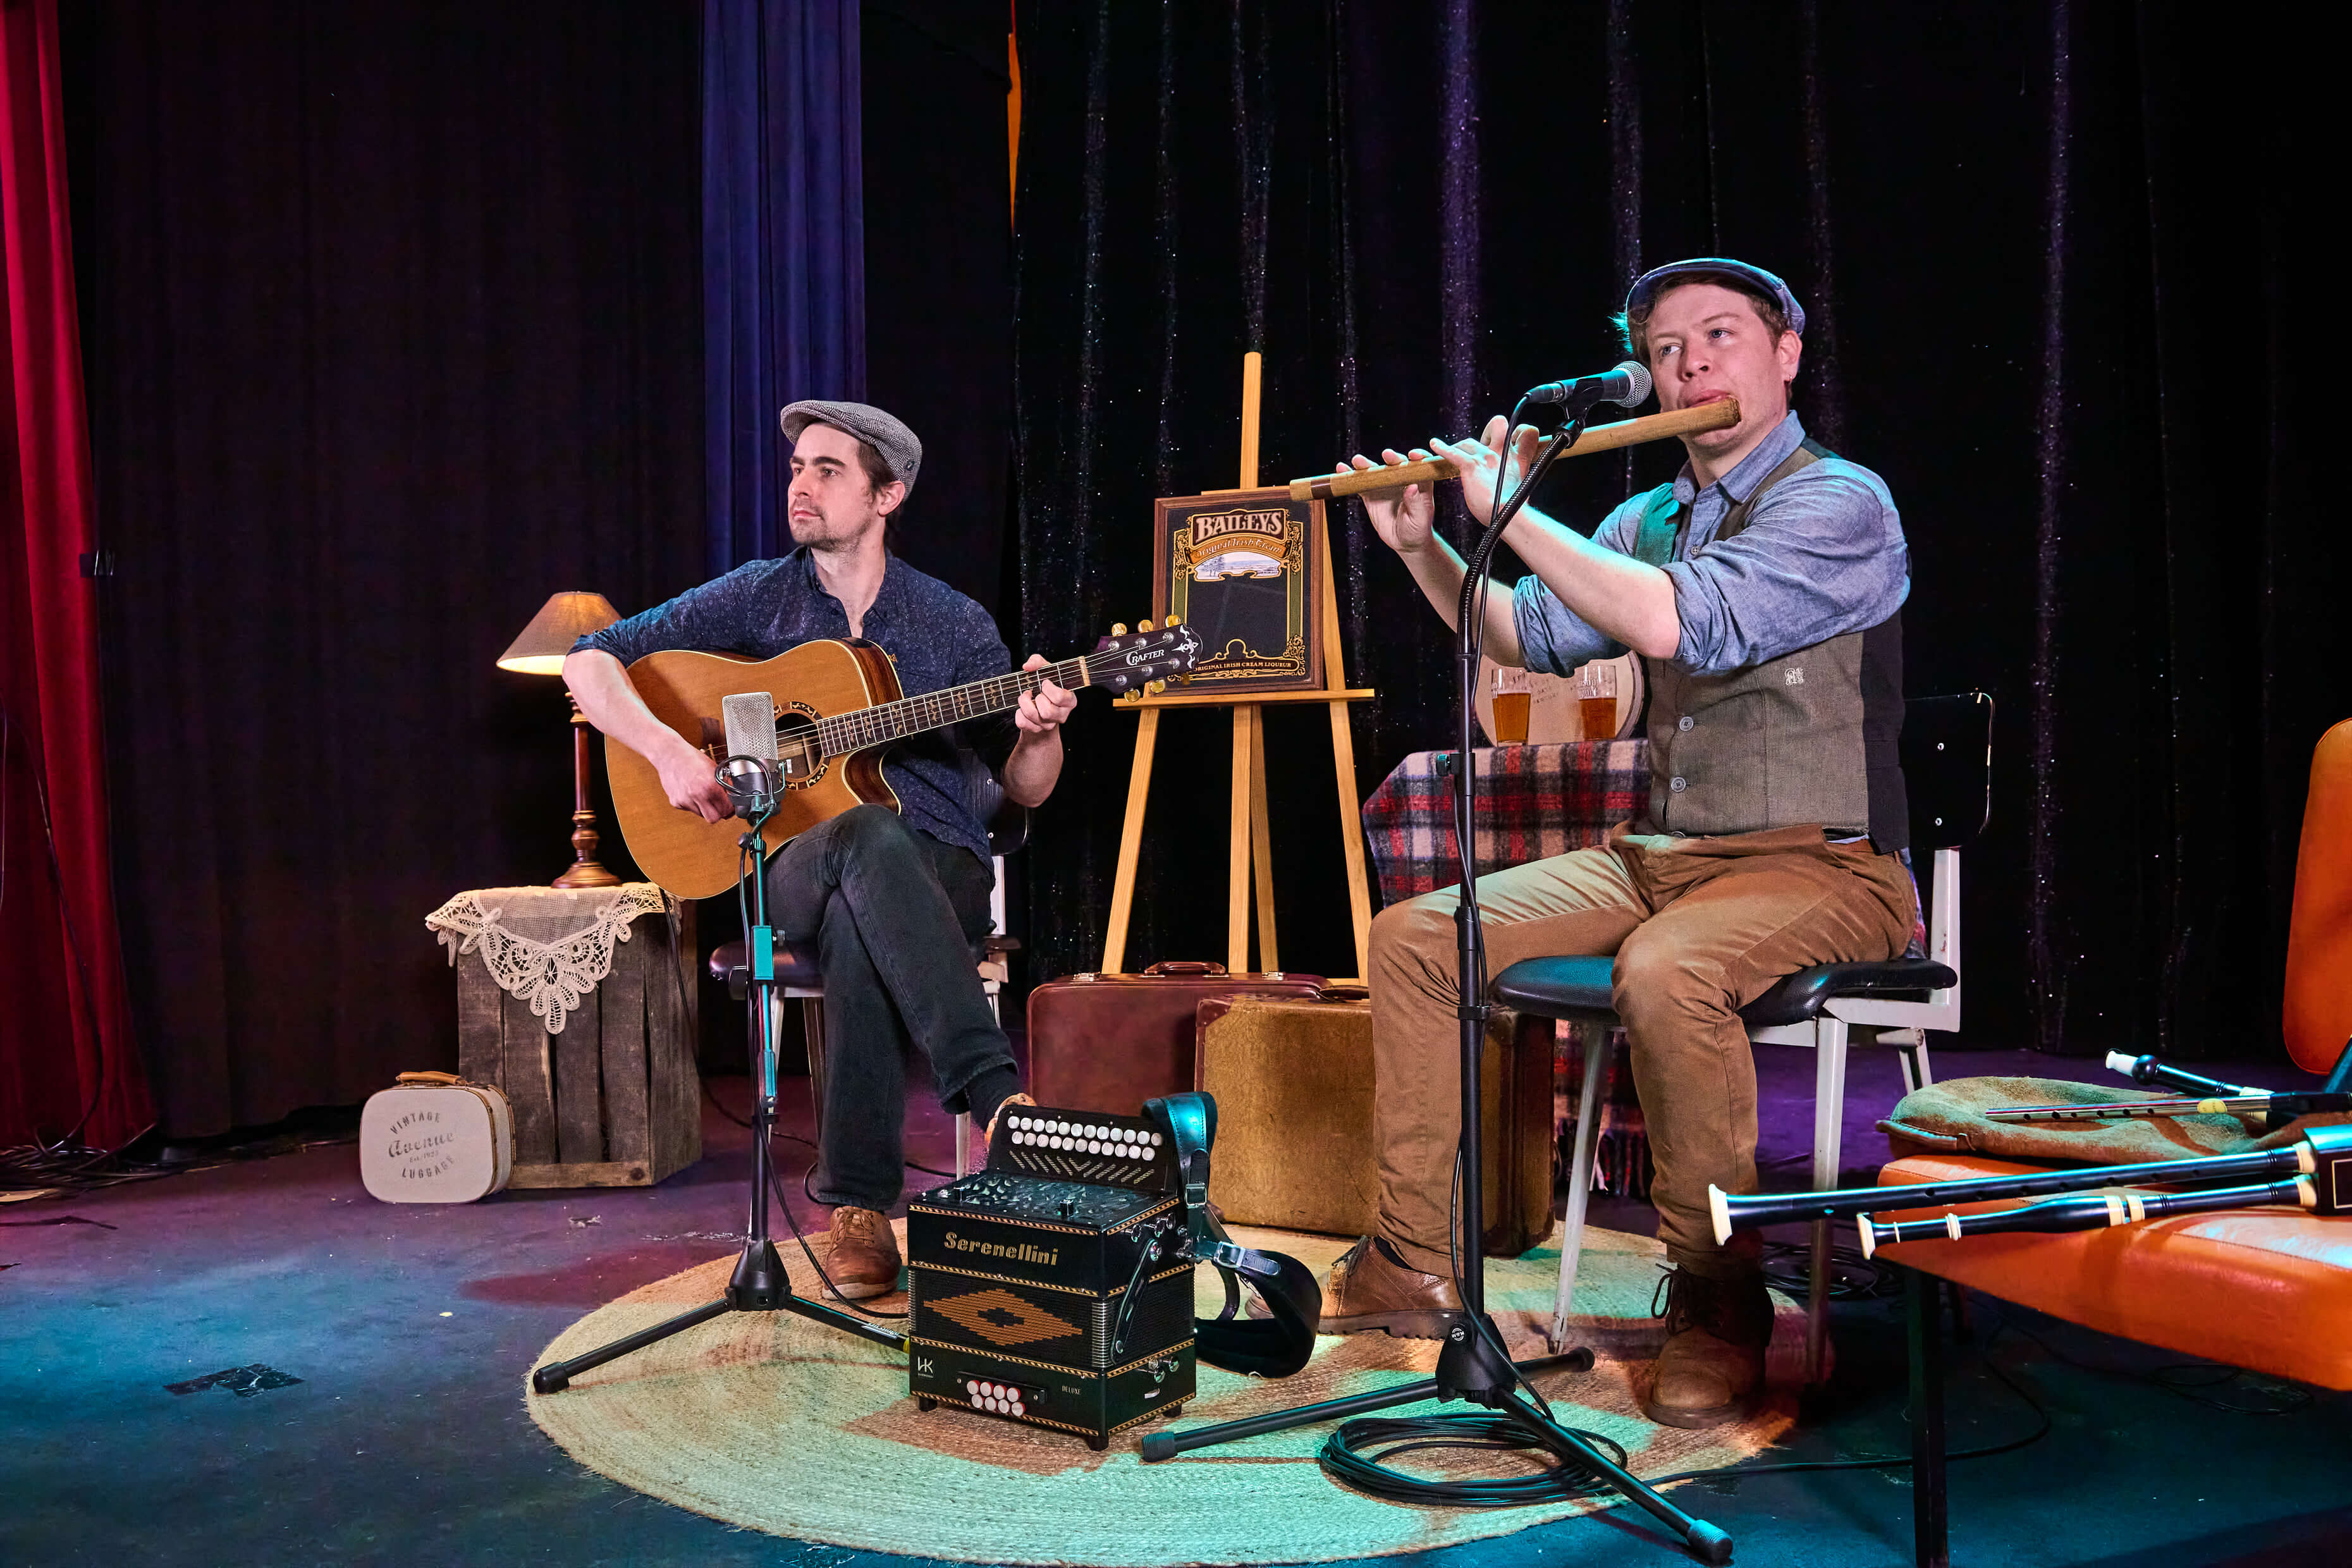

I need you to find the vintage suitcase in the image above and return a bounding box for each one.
[1193,993,1555,1256]
[360,1071,514,1203]
[1026,960,1325,1115]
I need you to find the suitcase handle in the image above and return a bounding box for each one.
[396,1070,465,1086]
[1143,960,1227,977]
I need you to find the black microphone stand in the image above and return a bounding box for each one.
[531,781,906,1395]
[1139,412,1732,1564]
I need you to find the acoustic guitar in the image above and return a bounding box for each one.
[606,623,1202,897]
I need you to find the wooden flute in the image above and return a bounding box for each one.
[1286,397,1742,503]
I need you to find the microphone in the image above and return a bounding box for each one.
[1522,360,1653,412]
[719,692,781,821]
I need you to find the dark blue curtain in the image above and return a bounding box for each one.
[704,0,865,573]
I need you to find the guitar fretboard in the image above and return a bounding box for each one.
[813,656,1094,757]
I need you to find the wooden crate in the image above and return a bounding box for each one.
[455,904,699,1187]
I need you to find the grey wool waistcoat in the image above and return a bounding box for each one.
[1633,441,1909,850]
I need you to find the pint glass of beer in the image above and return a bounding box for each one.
[1490,665,1531,744]
[1574,663,1618,740]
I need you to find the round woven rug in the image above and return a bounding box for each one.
[525,1221,1801,1564]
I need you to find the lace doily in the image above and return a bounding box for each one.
[426,883,675,1034]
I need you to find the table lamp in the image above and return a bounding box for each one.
[498,591,623,888]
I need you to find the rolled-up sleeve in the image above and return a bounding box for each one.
[573,561,776,666]
[1666,464,1908,677]
[1511,498,1643,675]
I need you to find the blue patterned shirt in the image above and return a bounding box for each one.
[576,549,1014,864]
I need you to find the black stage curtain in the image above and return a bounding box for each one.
[78,3,705,1135]
[861,1,1014,620]
[1012,2,2348,1064]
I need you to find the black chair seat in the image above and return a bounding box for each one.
[709,938,825,996]
[1490,954,1958,1029]
[710,934,1007,999]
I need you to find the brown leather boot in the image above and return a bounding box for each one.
[823,1206,902,1301]
[1643,1266,1772,1429]
[1318,1235,1463,1338]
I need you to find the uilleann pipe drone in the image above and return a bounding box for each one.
[1706,1123,2352,1246]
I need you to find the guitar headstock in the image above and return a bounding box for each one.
[1088,622,1203,695]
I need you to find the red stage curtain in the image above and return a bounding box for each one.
[1,0,150,1149]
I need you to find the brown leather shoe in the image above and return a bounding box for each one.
[1643,1267,1772,1429]
[823,1206,902,1301]
[1318,1235,1462,1338]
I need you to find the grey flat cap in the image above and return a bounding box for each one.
[1624,258,1805,336]
[779,400,922,494]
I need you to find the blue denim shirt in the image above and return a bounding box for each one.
[575,549,1014,864]
[1512,412,1908,678]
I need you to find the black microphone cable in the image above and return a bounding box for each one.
[1323,413,1624,1510]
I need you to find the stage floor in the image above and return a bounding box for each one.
[4,1040,2346,1567]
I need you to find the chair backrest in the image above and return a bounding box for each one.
[2284,718,2352,1077]
[1902,692,1994,853]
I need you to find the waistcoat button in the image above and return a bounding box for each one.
[1677,715,1694,732]
[1669,776,1687,793]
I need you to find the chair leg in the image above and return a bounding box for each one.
[1550,1020,1612,1352]
[955,1114,974,1177]
[800,997,828,1181]
[1807,1014,1850,1383]
[1890,1027,1935,1094]
[1907,1266,1951,1568]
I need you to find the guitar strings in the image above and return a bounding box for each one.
[805,649,1124,760]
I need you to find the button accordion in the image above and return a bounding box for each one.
[907,1103,1197,1450]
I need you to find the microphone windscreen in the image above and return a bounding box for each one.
[722,692,780,763]
[1617,360,1653,405]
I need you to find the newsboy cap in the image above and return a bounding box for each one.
[778,400,922,494]
[1623,258,1806,337]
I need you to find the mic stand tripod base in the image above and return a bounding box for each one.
[529,813,907,1399]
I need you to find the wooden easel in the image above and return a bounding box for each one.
[1100,353,1376,982]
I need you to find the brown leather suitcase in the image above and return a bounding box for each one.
[1194,993,1555,1258]
[1026,960,1326,1115]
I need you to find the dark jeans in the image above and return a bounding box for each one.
[763,805,1010,1210]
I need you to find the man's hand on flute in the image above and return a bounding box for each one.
[1337,414,1545,558]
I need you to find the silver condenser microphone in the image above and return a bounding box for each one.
[719,692,781,820]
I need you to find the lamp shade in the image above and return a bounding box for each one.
[497,591,622,675]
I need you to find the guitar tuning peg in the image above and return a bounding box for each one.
[1111,623,1128,637]
[1146,678,1165,695]
[1139,618,1156,632]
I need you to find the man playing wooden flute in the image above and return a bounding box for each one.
[1328,259,1914,1430]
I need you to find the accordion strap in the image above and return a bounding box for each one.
[1147,1091,1322,1378]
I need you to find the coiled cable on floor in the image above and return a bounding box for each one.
[1320,1411,1633,1506]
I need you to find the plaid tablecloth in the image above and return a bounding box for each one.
[1361,740,1650,905]
[1361,740,1654,1196]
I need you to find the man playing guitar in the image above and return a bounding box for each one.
[565,400,1066,1299]
[1330,260,1914,1428]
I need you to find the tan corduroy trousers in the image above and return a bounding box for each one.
[1369,823,1915,1278]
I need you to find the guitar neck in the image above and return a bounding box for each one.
[815,654,1096,757]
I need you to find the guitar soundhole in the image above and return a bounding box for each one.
[775,709,823,787]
